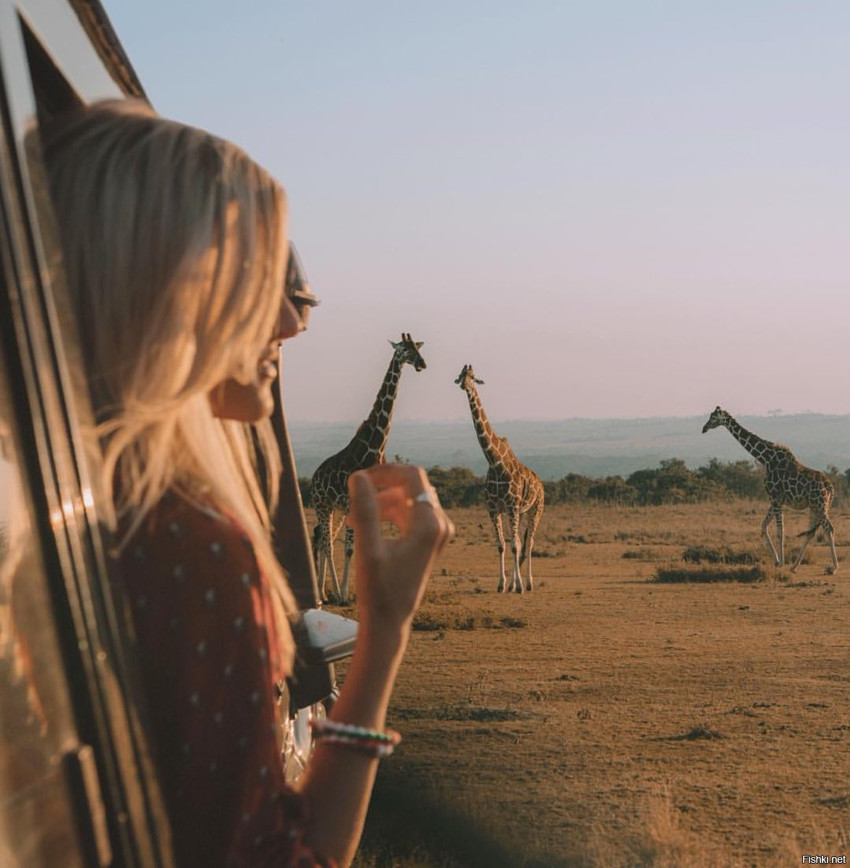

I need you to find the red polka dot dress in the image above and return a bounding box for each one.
[119,492,335,867]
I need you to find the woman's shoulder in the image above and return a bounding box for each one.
[118,490,259,586]
[128,490,248,546]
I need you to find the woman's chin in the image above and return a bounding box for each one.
[210,378,275,422]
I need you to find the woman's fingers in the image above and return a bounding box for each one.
[346,465,454,630]
[432,507,455,553]
[373,488,410,527]
[355,462,431,498]
[348,463,455,545]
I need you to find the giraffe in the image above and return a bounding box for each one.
[702,406,838,574]
[455,364,544,593]
[311,333,426,604]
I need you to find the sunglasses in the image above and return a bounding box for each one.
[285,242,320,328]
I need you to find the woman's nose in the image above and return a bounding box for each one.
[272,296,304,341]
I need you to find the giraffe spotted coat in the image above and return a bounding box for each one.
[311,334,426,604]
[456,364,544,593]
[702,406,838,574]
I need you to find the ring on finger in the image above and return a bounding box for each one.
[409,487,440,509]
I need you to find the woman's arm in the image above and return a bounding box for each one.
[296,463,453,865]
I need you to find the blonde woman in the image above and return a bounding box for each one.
[41,100,453,867]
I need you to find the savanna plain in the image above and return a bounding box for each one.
[317,501,850,868]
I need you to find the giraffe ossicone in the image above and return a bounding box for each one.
[311,333,427,604]
[456,363,544,593]
[702,405,838,574]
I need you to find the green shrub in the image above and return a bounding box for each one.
[653,565,766,584]
[682,545,758,565]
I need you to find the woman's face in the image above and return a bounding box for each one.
[208,293,303,423]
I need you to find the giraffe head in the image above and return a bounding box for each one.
[455,363,485,392]
[702,405,732,434]
[389,332,426,371]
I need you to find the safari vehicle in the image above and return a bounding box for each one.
[0,1,353,864]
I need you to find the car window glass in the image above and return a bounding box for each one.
[0,353,87,866]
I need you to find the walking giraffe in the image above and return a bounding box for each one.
[311,333,426,603]
[702,406,838,574]
[456,364,544,593]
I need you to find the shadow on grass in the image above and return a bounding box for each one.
[392,705,525,723]
[652,724,725,742]
[355,764,582,868]
[413,613,528,631]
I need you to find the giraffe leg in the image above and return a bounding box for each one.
[340,526,355,605]
[491,514,507,592]
[312,522,323,596]
[521,503,543,592]
[825,518,839,574]
[324,513,343,603]
[793,515,838,575]
[313,510,332,601]
[312,523,323,589]
[519,525,531,590]
[509,510,523,594]
[760,506,782,566]
[791,522,817,573]
[822,489,839,574]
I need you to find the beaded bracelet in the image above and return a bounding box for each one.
[310,718,402,759]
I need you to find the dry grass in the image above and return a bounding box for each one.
[653,564,766,583]
[313,501,850,867]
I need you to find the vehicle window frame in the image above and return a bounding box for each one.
[0,0,173,864]
[1,2,335,861]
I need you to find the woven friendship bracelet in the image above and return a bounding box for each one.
[311,719,401,744]
[311,718,402,758]
[317,734,398,759]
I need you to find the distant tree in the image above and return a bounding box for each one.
[300,458,845,511]
[426,465,484,508]
[625,459,714,505]
[827,465,850,506]
[300,466,485,510]
[298,476,313,507]
[544,473,593,504]
[697,458,764,500]
[587,476,637,505]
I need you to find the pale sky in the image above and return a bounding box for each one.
[103,1,850,423]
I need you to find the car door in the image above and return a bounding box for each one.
[0,0,174,864]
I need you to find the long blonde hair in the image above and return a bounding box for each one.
[41,99,296,664]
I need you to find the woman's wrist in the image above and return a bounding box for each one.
[356,615,411,660]
[331,619,408,719]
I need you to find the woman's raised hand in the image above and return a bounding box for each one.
[346,464,454,635]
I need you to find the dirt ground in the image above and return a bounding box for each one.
[319,501,850,867]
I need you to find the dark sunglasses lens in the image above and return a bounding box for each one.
[286,243,319,315]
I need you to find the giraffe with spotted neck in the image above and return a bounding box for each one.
[311,333,426,604]
[456,364,544,593]
[702,406,838,574]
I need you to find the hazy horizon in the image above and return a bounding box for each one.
[287,413,850,479]
[288,408,850,425]
[104,2,850,424]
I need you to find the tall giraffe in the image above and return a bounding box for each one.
[311,333,426,604]
[702,406,838,574]
[456,364,544,593]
